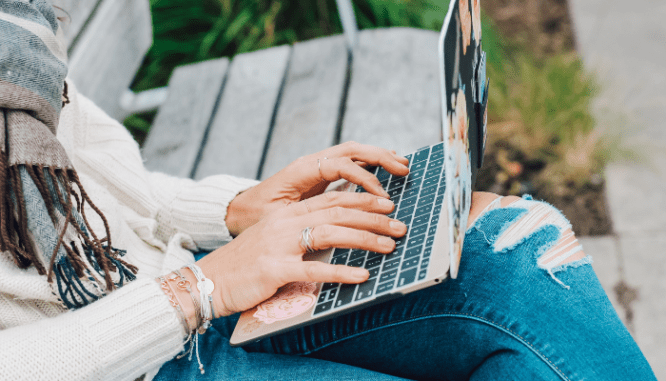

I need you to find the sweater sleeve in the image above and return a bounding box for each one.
[67,87,259,250]
[0,278,186,381]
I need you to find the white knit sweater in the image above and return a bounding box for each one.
[0,82,259,380]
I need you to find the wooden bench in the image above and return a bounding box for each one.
[62,0,442,181]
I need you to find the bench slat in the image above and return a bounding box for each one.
[341,28,442,155]
[260,36,349,180]
[54,0,102,48]
[194,46,291,180]
[142,59,230,178]
[67,0,152,120]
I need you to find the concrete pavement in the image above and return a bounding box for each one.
[569,0,666,377]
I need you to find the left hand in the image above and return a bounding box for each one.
[225,141,410,236]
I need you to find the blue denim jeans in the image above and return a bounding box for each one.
[154,201,656,380]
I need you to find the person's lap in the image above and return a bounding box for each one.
[155,200,656,381]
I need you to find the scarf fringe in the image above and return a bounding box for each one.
[0,147,137,303]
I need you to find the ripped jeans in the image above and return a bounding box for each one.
[154,197,656,380]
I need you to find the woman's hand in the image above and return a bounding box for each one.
[225,141,410,237]
[197,190,408,316]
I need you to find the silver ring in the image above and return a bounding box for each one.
[300,227,315,253]
[303,199,312,213]
[318,157,327,180]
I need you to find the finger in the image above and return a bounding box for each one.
[308,224,397,253]
[325,142,410,176]
[297,207,407,237]
[291,191,395,216]
[281,261,369,284]
[320,157,390,197]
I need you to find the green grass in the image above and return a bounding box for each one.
[127,0,605,188]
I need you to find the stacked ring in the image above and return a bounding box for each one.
[300,227,316,253]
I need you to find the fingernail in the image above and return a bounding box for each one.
[377,198,393,207]
[378,236,394,247]
[352,268,369,279]
[389,220,406,230]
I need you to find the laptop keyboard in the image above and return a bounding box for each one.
[312,142,446,316]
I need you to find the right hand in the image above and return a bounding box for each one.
[196,191,408,316]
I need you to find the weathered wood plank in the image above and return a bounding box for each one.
[142,59,230,178]
[260,36,348,180]
[67,0,152,120]
[51,0,102,48]
[194,46,291,180]
[341,28,441,155]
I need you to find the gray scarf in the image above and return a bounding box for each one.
[0,0,136,309]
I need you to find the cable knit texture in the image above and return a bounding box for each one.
[0,81,259,380]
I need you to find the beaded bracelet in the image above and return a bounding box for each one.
[157,276,189,335]
[186,263,215,333]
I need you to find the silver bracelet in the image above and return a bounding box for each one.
[186,263,215,333]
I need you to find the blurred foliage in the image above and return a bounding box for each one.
[127,0,606,192]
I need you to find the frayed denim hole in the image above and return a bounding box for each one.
[494,223,560,256]
[472,207,528,246]
[550,255,593,274]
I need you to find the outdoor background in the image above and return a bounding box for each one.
[125,0,614,237]
[123,0,664,376]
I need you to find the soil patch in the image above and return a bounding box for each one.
[477,0,612,236]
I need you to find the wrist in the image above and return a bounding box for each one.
[226,187,261,237]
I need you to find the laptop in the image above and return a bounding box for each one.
[230,0,489,346]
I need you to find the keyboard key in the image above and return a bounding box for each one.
[318,291,328,303]
[409,224,428,237]
[421,258,430,268]
[397,213,412,226]
[407,169,425,182]
[410,160,427,172]
[364,255,383,269]
[422,176,439,188]
[428,224,437,236]
[412,214,430,227]
[331,254,348,265]
[348,258,365,268]
[407,234,425,248]
[430,213,440,225]
[365,166,378,175]
[388,187,402,198]
[379,269,398,283]
[404,177,423,191]
[388,176,406,190]
[429,148,444,161]
[427,158,444,170]
[399,196,417,209]
[397,205,415,219]
[415,203,433,217]
[332,248,349,257]
[401,257,420,270]
[435,193,443,206]
[349,249,366,262]
[413,148,430,163]
[355,278,377,301]
[402,186,420,200]
[398,268,418,287]
[433,204,442,216]
[420,184,438,197]
[418,193,436,208]
[335,284,356,308]
[376,167,391,182]
[383,258,401,271]
[404,246,421,259]
[328,287,338,301]
[418,269,428,280]
[425,235,435,248]
[314,301,334,314]
[376,281,395,295]
[322,282,337,291]
[425,165,442,179]
[404,153,413,163]
[423,247,432,258]
[368,267,380,279]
